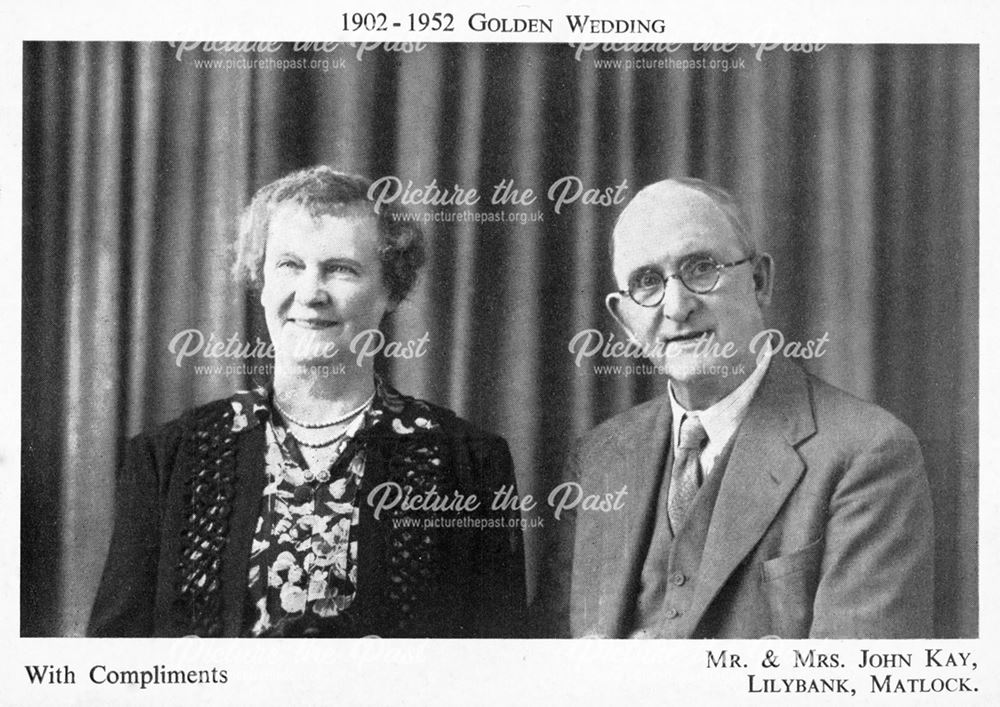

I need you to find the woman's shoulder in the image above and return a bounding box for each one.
[134,381,511,452]
[132,389,269,447]
[374,382,514,491]
[375,379,506,446]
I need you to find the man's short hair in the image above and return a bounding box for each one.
[609,177,757,262]
[233,165,425,303]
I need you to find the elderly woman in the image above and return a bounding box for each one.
[88,167,526,637]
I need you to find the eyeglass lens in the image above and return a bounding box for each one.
[629,257,721,304]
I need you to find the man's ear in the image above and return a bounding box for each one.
[605,292,640,344]
[752,253,775,306]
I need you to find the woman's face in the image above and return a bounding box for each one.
[260,202,393,369]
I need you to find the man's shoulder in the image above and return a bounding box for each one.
[571,395,666,457]
[798,366,920,451]
[569,361,919,459]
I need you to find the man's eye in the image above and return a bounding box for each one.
[275,259,300,269]
[635,271,661,289]
[683,258,718,277]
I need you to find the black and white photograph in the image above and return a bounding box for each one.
[7,1,991,702]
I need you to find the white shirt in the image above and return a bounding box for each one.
[668,345,773,476]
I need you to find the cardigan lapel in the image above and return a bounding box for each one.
[220,423,267,636]
[603,397,674,637]
[350,428,390,631]
[683,358,816,633]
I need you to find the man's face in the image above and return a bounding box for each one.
[261,202,393,369]
[611,183,770,402]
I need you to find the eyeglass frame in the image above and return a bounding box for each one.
[616,254,757,307]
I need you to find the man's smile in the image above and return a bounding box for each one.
[662,329,713,345]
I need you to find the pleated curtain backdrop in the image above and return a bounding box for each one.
[21,42,977,637]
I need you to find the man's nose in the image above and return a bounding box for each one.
[659,276,697,322]
[294,267,329,306]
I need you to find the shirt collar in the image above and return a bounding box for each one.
[668,344,773,450]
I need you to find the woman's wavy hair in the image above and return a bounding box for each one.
[233,166,426,303]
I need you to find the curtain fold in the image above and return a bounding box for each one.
[22,42,978,637]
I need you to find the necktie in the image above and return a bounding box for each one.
[667,414,708,534]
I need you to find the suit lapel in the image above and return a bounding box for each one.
[684,358,816,633]
[603,397,673,637]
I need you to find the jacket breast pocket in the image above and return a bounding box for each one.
[758,535,824,638]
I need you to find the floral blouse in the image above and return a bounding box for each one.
[229,378,441,637]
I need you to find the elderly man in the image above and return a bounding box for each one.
[558,178,933,638]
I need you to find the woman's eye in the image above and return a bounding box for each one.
[326,264,358,276]
[275,259,300,269]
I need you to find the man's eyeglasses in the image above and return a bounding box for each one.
[619,255,755,307]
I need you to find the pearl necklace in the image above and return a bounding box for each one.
[274,392,376,429]
[291,429,350,449]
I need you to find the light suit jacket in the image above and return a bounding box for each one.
[559,357,934,638]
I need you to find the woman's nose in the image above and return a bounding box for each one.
[294,268,329,306]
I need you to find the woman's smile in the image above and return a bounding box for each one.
[286,317,339,330]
